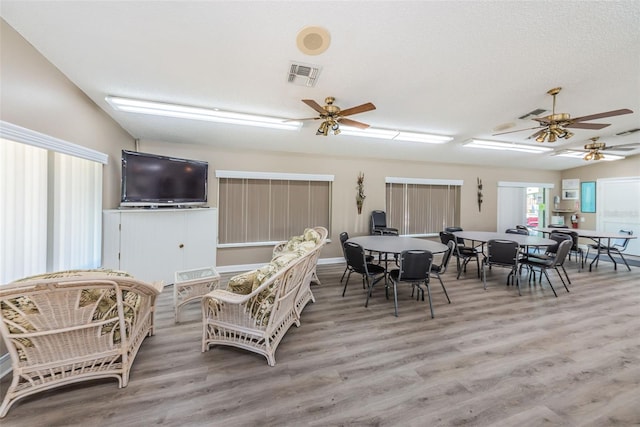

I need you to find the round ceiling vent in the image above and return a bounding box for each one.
[296,26,331,56]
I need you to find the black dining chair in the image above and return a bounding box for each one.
[339,232,374,283]
[585,229,633,271]
[370,210,399,236]
[388,249,439,318]
[527,232,573,284]
[342,241,386,299]
[519,239,572,297]
[482,239,521,295]
[439,231,480,279]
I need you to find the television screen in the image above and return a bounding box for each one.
[121,150,208,207]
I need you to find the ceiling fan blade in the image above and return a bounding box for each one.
[302,99,326,114]
[285,117,320,122]
[493,125,543,136]
[339,102,376,117]
[338,117,370,129]
[565,122,610,130]
[603,142,640,151]
[570,108,633,123]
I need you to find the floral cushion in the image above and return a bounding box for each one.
[226,270,258,295]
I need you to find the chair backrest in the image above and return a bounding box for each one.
[343,241,369,274]
[516,225,529,232]
[548,224,569,228]
[398,250,433,281]
[505,228,528,235]
[370,210,388,233]
[439,230,457,249]
[486,239,520,267]
[435,240,456,274]
[444,227,465,244]
[547,232,572,254]
[339,232,349,258]
[553,230,579,251]
[614,229,633,250]
[550,239,573,267]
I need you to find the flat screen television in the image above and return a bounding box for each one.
[120,150,208,207]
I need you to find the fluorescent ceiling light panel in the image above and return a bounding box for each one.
[463,139,553,154]
[105,96,302,131]
[340,126,452,144]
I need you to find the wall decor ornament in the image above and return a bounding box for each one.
[356,172,366,214]
[477,177,483,212]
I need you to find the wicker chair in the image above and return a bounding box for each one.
[202,227,327,366]
[0,270,162,418]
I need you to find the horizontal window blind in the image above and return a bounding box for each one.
[218,175,331,245]
[386,181,461,236]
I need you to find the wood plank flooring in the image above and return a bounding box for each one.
[1,257,639,426]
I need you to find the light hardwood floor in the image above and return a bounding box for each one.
[1,257,639,426]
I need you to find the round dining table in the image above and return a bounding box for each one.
[452,231,555,248]
[348,235,448,255]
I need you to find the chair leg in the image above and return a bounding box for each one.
[436,274,451,303]
[392,279,399,317]
[555,267,570,293]
[617,251,632,271]
[425,280,434,318]
[364,277,373,307]
[340,266,348,283]
[482,261,488,290]
[541,269,558,297]
[342,271,353,297]
[560,265,571,285]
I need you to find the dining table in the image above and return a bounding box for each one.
[347,235,448,274]
[452,231,556,252]
[534,227,637,271]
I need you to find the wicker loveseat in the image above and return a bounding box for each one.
[0,269,162,417]
[202,226,328,366]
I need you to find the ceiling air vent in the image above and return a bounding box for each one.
[288,62,321,87]
[518,108,547,120]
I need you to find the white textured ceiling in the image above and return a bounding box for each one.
[2,1,639,170]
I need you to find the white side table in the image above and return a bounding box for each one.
[174,266,221,323]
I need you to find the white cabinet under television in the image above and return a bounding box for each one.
[102,208,217,285]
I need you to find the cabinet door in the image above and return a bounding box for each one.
[182,208,218,270]
[119,211,184,285]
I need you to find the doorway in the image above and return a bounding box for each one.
[497,182,552,232]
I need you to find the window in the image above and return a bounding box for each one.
[1,121,107,283]
[216,171,333,246]
[385,177,462,236]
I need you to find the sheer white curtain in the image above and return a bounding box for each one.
[1,122,107,283]
[52,153,103,271]
[0,139,48,283]
[497,186,526,232]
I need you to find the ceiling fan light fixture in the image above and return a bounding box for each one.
[535,132,548,143]
[105,96,303,131]
[548,133,557,143]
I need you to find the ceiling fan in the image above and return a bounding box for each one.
[297,96,376,135]
[494,87,633,143]
[581,137,640,161]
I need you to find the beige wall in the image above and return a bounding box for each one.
[140,140,563,264]
[0,19,135,208]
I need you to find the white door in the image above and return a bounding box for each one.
[119,210,184,284]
